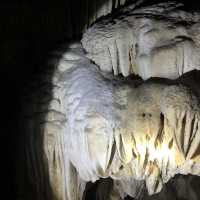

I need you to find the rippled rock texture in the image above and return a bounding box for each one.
[82,2,200,79]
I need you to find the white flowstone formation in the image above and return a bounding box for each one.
[82,2,200,80]
[20,41,200,200]
[20,2,200,200]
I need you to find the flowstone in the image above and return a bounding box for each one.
[20,2,200,200]
[82,2,200,79]
[21,41,200,199]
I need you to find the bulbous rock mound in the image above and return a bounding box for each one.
[82,2,200,80]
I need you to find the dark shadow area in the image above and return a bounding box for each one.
[85,178,113,200]
[137,0,200,11]
[84,175,200,200]
[144,70,200,96]
[126,174,200,200]
[1,0,119,199]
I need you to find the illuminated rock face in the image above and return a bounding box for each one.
[82,2,200,80]
[21,2,200,200]
[30,42,200,200]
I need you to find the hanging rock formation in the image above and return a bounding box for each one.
[82,2,200,79]
[20,1,200,200]
[21,40,200,199]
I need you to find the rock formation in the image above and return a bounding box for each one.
[20,1,200,200]
[82,2,200,79]
[21,41,200,199]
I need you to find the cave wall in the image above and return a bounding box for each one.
[2,0,200,199]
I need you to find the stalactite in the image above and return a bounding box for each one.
[21,40,200,199]
[19,1,200,200]
[82,2,200,79]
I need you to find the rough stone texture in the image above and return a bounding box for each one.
[20,41,200,200]
[82,2,200,80]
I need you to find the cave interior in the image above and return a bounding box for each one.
[2,0,200,199]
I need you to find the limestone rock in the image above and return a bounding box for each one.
[21,41,200,200]
[82,2,200,80]
[51,43,200,198]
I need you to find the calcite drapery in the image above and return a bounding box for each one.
[36,42,200,199]
[82,2,200,80]
[21,2,200,200]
